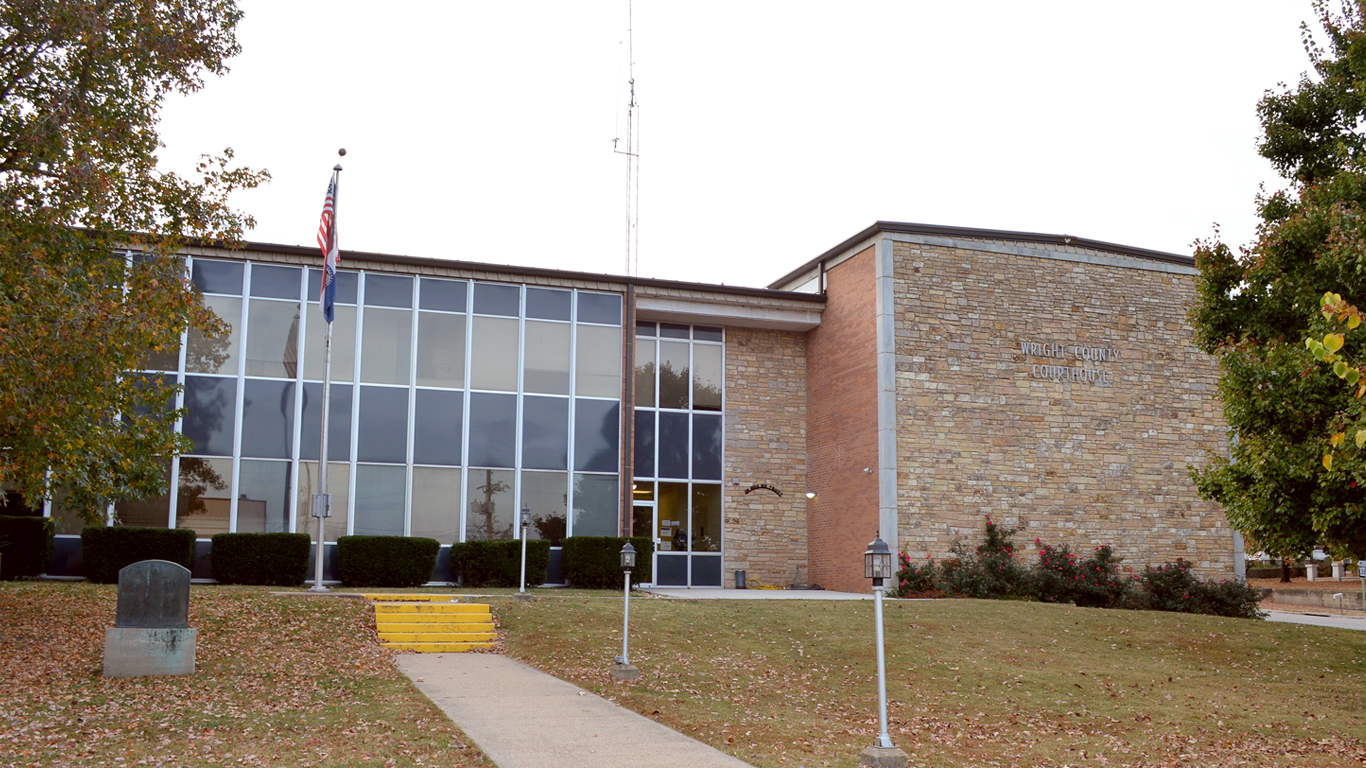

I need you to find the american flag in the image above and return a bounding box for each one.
[317,172,339,323]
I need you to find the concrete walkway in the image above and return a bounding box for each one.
[396,653,753,768]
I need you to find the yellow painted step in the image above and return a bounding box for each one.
[379,619,492,631]
[374,603,490,615]
[373,613,492,625]
[385,636,497,647]
[378,631,497,643]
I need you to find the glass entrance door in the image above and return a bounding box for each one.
[631,502,657,586]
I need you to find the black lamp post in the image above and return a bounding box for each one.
[611,542,640,680]
[860,533,908,768]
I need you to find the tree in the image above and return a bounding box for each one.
[0,1,267,524]
[1190,0,1366,567]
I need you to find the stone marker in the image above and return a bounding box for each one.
[103,560,197,677]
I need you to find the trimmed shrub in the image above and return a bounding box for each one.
[449,539,551,588]
[211,532,312,586]
[561,536,653,588]
[81,527,196,584]
[0,515,55,579]
[336,535,440,588]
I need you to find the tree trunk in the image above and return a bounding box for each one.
[1280,559,1291,583]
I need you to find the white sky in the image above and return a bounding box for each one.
[158,1,1318,289]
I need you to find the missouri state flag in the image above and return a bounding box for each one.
[317,172,340,323]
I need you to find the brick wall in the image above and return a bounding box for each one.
[891,239,1232,576]
[723,327,810,588]
[806,248,881,593]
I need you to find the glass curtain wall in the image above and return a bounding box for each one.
[106,256,624,550]
[632,322,725,587]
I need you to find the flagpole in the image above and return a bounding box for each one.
[310,156,343,592]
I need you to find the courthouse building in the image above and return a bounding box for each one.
[44,221,1236,592]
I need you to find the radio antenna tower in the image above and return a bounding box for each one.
[612,0,640,276]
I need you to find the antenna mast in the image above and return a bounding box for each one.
[613,0,640,276]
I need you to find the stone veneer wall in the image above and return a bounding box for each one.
[891,238,1232,576]
[805,248,881,594]
[723,327,810,588]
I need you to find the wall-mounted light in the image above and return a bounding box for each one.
[805,491,817,499]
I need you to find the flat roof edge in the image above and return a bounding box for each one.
[205,238,826,305]
[767,221,1195,289]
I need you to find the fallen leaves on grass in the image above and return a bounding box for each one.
[0,582,487,767]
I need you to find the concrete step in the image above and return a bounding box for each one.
[374,603,491,615]
[375,614,493,625]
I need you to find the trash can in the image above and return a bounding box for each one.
[735,570,747,589]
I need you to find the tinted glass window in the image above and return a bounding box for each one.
[526,287,571,321]
[412,466,461,543]
[236,459,292,533]
[522,470,569,540]
[469,316,518,391]
[577,292,622,325]
[466,468,514,540]
[182,376,237,456]
[522,396,569,470]
[524,321,570,394]
[634,342,655,407]
[186,295,241,375]
[635,321,656,337]
[572,473,618,537]
[633,410,655,478]
[303,304,355,382]
[192,260,243,295]
[468,392,516,468]
[364,274,412,308]
[420,278,467,312]
[413,388,463,466]
[354,464,405,536]
[473,282,520,316]
[574,399,619,473]
[360,307,412,385]
[692,344,723,411]
[308,269,358,304]
[356,386,409,463]
[660,323,690,339]
[694,326,723,342]
[240,379,295,459]
[658,341,690,409]
[657,411,688,478]
[245,299,300,378]
[250,264,302,299]
[576,325,621,398]
[300,382,353,461]
[416,312,466,388]
[692,413,723,480]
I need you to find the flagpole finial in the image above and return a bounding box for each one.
[334,164,342,171]
[338,148,346,156]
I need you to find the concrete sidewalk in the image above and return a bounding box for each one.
[397,653,753,768]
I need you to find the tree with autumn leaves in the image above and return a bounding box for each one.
[0,1,266,524]
[1190,0,1366,568]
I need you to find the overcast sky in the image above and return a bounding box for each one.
[157,1,1318,289]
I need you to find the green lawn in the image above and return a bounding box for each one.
[495,594,1366,768]
[5,582,1364,768]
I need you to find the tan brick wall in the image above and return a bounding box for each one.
[806,248,881,594]
[723,327,810,588]
[891,239,1232,576]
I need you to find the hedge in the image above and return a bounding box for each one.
[336,535,440,588]
[450,539,550,588]
[0,515,55,580]
[210,532,312,586]
[561,536,652,588]
[81,527,196,584]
